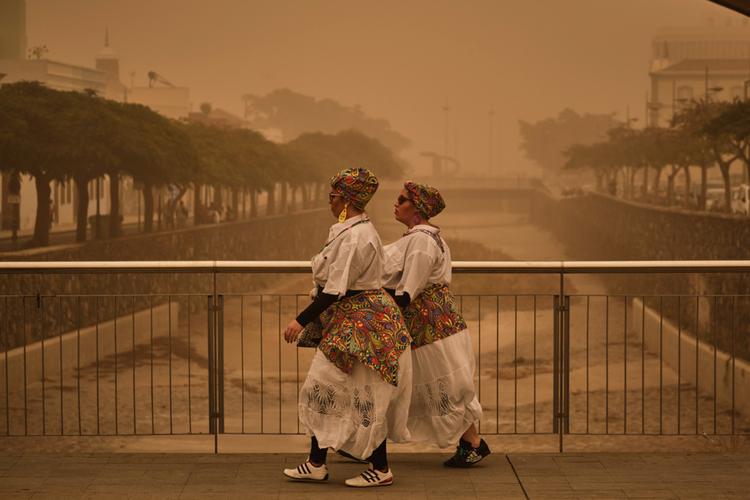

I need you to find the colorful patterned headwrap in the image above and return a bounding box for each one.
[330,167,379,210]
[404,181,446,219]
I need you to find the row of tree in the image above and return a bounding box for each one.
[563,99,750,212]
[0,82,404,246]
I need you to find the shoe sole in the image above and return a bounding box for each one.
[345,479,393,488]
[283,472,329,482]
[443,453,491,468]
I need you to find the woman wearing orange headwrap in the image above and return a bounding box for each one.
[282,168,413,488]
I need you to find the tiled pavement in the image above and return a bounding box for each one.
[0,452,748,499]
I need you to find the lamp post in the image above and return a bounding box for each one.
[442,103,450,162]
[488,107,495,177]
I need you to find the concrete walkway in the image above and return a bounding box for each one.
[0,452,748,499]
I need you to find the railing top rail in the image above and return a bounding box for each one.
[0,260,749,274]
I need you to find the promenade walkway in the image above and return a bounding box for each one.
[0,451,748,499]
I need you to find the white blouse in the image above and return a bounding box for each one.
[311,214,385,297]
[382,224,452,300]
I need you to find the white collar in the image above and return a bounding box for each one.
[405,224,439,235]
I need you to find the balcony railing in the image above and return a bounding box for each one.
[0,261,748,452]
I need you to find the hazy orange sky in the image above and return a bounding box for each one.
[25,0,745,176]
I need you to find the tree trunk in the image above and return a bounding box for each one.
[193,182,202,225]
[266,185,276,215]
[143,182,154,232]
[250,190,258,218]
[231,188,239,221]
[683,166,692,206]
[280,182,288,213]
[699,164,708,211]
[74,176,90,243]
[628,167,637,199]
[302,183,310,209]
[720,165,732,213]
[666,166,679,206]
[108,172,121,238]
[641,166,648,198]
[652,166,663,196]
[30,174,52,247]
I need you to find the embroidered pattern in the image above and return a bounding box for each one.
[404,283,467,348]
[317,289,411,386]
[306,381,349,418]
[352,385,375,428]
[414,377,455,417]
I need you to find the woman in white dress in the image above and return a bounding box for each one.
[382,181,490,467]
[281,167,413,487]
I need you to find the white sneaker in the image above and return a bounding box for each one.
[345,467,393,487]
[283,461,329,482]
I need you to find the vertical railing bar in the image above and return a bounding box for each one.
[218,294,224,435]
[496,295,500,434]
[641,296,645,435]
[77,296,81,436]
[149,295,154,435]
[207,295,215,439]
[624,295,628,435]
[533,295,537,433]
[58,296,64,435]
[187,295,192,434]
[558,271,565,452]
[114,296,119,435]
[168,296,173,434]
[713,295,717,435]
[22,296,27,436]
[659,296,663,435]
[563,295,570,436]
[260,295,264,434]
[131,296,136,435]
[513,295,517,434]
[586,295,590,435]
[695,295,699,435]
[296,295,300,435]
[278,295,282,433]
[95,296,100,435]
[41,296,46,436]
[552,295,559,435]
[477,296,481,434]
[677,295,681,435]
[241,295,245,434]
[731,295,736,435]
[605,295,609,435]
[4,297,9,436]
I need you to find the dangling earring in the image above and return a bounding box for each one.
[338,204,348,223]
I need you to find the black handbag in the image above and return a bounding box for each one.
[297,319,323,348]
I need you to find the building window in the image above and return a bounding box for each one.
[676,86,693,101]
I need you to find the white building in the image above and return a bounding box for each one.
[649,23,750,127]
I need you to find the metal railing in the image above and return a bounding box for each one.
[0,260,748,453]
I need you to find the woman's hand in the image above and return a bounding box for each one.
[283,319,304,343]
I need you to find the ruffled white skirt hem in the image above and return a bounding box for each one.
[298,348,413,459]
[407,329,482,448]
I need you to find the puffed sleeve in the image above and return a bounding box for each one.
[396,235,438,299]
[321,231,378,296]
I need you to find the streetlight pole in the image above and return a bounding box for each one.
[489,107,495,177]
[442,103,450,162]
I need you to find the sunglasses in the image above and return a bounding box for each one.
[396,195,410,205]
[328,192,344,202]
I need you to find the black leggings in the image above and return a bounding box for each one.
[309,436,388,471]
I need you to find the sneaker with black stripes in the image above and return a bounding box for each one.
[283,460,329,482]
[443,438,491,468]
[344,467,393,487]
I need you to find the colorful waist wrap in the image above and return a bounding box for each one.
[317,289,411,386]
[404,283,467,349]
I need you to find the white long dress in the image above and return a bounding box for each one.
[383,224,482,448]
[297,214,412,459]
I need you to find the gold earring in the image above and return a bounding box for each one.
[338,204,348,223]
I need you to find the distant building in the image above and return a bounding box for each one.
[649,23,750,127]
[0,0,26,60]
[128,85,190,119]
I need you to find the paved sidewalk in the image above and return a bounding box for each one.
[0,452,748,499]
